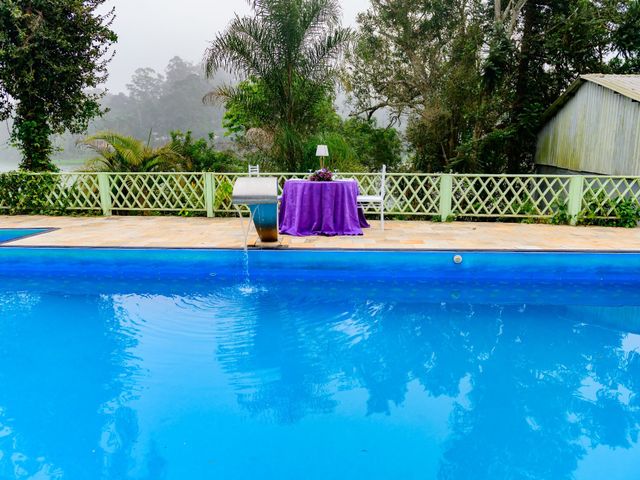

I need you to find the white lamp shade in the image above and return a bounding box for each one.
[316,145,329,157]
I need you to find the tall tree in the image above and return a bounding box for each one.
[0,0,117,171]
[347,0,486,172]
[204,0,352,170]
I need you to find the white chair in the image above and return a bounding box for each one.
[248,165,260,176]
[357,165,386,230]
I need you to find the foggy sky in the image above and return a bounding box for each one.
[102,0,369,94]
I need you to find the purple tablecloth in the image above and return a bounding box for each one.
[279,180,370,236]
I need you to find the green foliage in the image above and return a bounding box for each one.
[224,77,402,173]
[516,196,537,223]
[0,172,71,214]
[79,132,183,173]
[610,0,640,72]
[205,0,352,170]
[0,1,117,171]
[549,192,640,227]
[551,200,571,225]
[579,192,640,228]
[169,131,244,172]
[215,181,234,211]
[349,0,640,174]
[221,79,272,137]
[349,0,485,172]
[299,117,403,173]
[75,57,231,151]
[302,131,361,172]
[614,199,640,228]
[342,118,403,172]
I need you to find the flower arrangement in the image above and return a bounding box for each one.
[309,168,333,182]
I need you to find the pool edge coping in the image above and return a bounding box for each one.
[1,243,640,254]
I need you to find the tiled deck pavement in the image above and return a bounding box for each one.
[1,215,640,251]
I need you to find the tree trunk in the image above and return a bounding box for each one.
[14,103,56,171]
[508,0,539,173]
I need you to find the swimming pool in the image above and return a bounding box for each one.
[0,228,48,244]
[1,248,639,479]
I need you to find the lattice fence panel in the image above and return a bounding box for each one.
[386,174,440,216]
[451,175,571,218]
[5,171,640,222]
[336,173,385,215]
[214,173,246,213]
[0,172,102,212]
[214,173,314,214]
[582,177,640,219]
[50,173,102,211]
[110,173,206,212]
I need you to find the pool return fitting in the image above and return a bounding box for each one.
[232,177,280,248]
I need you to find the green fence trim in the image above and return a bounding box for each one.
[97,173,112,216]
[568,176,585,226]
[439,174,453,221]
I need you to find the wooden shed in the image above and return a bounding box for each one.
[536,74,640,175]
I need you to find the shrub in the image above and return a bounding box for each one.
[551,200,570,225]
[579,192,640,228]
[170,131,244,172]
[0,172,71,214]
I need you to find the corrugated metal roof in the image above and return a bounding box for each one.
[540,74,640,127]
[581,74,640,103]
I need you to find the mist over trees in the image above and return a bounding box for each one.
[0,56,231,171]
[98,57,230,143]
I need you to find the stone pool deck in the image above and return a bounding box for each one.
[1,215,640,251]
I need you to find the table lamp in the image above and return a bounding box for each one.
[316,144,329,169]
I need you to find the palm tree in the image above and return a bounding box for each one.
[79,132,187,214]
[79,132,184,172]
[204,0,352,170]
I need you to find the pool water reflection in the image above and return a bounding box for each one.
[0,252,639,479]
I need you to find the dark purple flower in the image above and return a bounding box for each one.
[309,168,333,182]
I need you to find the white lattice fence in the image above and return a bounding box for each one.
[450,175,572,218]
[336,172,387,215]
[387,174,440,216]
[109,173,206,212]
[0,173,102,212]
[213,173,308,214]
[581,177,640,219]
[52,173,102,211]
[2,171,640,223]
[212,172,440,216]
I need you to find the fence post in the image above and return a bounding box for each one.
[567,175,584,226]
[97,173,112,216]
[204,172,215,218]
[439,174,453,222]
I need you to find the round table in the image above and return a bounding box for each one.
[279,180,370,236]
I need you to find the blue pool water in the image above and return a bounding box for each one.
[1,248,639,480]
[0,229,47,244]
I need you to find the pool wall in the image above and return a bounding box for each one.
[1,247,640,283]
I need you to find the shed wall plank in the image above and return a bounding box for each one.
[536,82,640,175]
